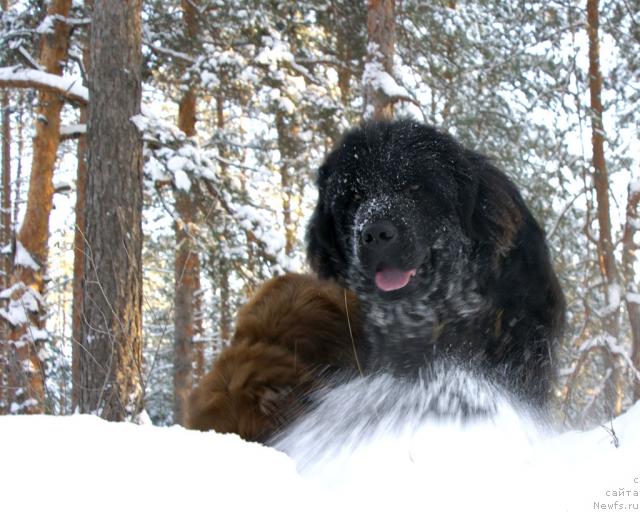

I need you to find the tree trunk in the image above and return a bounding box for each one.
[586,0,623,414]
[219,260,231,348]
[172,136,198,424]
[79,0,144,421]
[173,190,199,424]
[71,15,91,411]
[172,0,202,424]
[275,110,299,257]
[1,90,10,289]
[0,85,9,413]
[1,0,9,409]
[3,0,72,415]
[12,93,23,231]
[71,106,87,412]
[364,0,396,120]
[214,93,232,350]
[622,177,640,402]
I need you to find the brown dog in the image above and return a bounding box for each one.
[186,273,364,441]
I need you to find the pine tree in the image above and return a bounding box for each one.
[71,1,90,411]
[0,0,9,411]
[173,0,201,426]
[3,0,72,414]
[78,0,144,421]
[364,0,397,119]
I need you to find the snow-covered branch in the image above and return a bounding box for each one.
[0,66,88,104]
[548,186,588,240]
[60,123,87,141]
[145,43,196,64]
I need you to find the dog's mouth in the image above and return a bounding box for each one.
[374,267,417,292]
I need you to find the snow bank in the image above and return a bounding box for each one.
[274,372,640,511]
[0,415,320,512]
[1,404,639,512]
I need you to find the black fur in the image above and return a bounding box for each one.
[307,120,565,406]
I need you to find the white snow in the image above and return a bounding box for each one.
[130,113,150,133]
[255,35,294,69]
[35,15,54,34]
[173,169,191,192]
[166,153,192,192]
[363,42,412,101]
[0,281,44,326]
[28,327,49,342]
[607,282,622,311]
[60,123,87,137]
[0,303,28,326]
[0,66,88,103]
[594,282,623,318]
[363,60,410,98]
[14,241,40,270]
[1,402,639,512]
[167,155,190,173]
[627,292,640,304]
[0,415,319,512]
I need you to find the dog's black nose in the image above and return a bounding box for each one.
[361,221,398,246]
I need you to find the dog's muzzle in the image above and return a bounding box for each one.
[359,220,417,292]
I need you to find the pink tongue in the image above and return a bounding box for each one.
[375,268,416,292]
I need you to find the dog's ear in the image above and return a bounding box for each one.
[306,196,348,282]
[457,152,522,256]
[451,162,480,239]
[306,166,348,282]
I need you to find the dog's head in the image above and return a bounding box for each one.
[307,120,524,300]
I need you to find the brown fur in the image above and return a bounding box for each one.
[186,273,364,441]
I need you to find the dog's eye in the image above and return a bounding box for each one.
[406,184,421,192]
[353,193,362,203]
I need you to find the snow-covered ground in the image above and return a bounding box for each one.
[2,401,639,512]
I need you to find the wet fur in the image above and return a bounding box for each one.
[306,120,565,406]
[186,273,364,441]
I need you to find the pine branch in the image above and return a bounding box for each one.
[0,66,88,105]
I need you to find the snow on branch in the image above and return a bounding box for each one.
[36,14,91,34]
[60,123,87,141]
[627,292,640,304]
[132,112,217,187]
[578,334,640,383]
[146,43,196,64]
[363,42,421,111]
[13,241,40,271]
[0,282,45,327]
[0,66,88,104]
[591,282,622,318]
[131,112,286,269]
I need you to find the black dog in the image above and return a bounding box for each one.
[307,120,565,407]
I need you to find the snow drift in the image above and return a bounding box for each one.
[2,399,639,511]
[271,367,639,511]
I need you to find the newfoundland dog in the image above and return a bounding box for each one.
[306,119,565,407]
[188,120,565,452]
[187,273,364,441]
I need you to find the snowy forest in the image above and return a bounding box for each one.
[0,0,638,430]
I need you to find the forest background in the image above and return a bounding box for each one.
[0,0,638,428]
